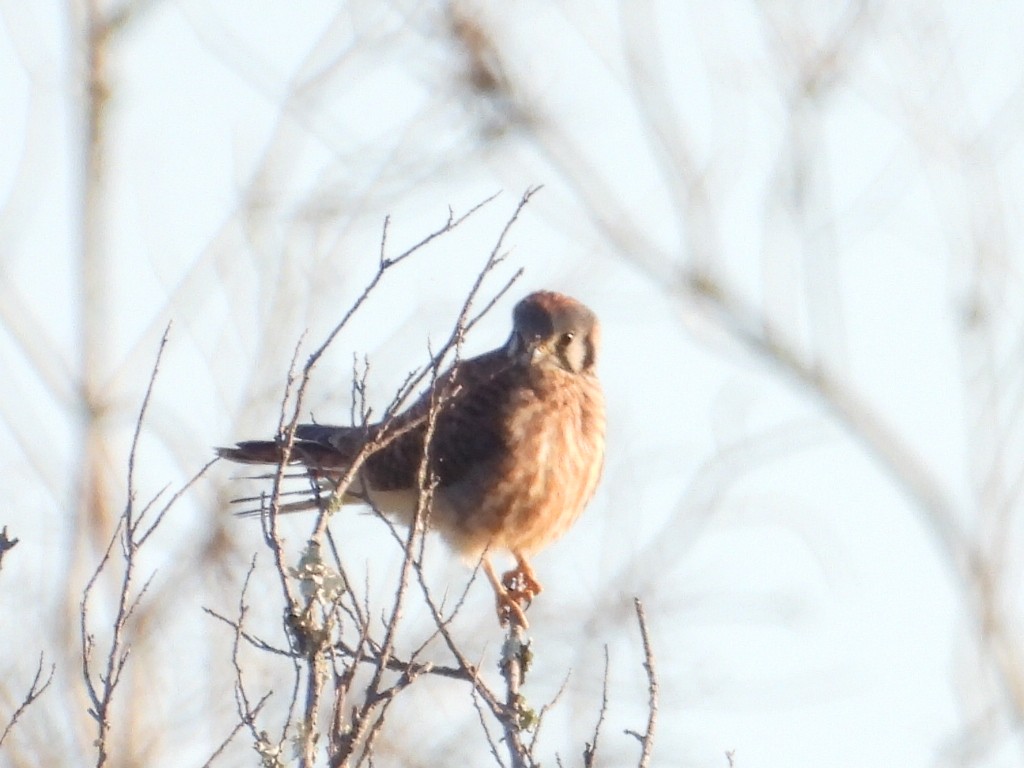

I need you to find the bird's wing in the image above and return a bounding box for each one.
[219,349,518,492]
[355,348,518,491]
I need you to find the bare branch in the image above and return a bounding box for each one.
[625,598,658,768]
[0,653,56,747]
[498,624,533,768]
[137,458,218,546]
[79,329,174,768]
[582,646,610,767]
[126,325,171,528]
[528,668,572,757]
[306,192,501,373]
[472,678,508,768]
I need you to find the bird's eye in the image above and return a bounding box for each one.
[559,332,575,347]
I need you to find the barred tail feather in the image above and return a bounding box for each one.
[225,469,341,518]
[215,439,343,469]
[232,495,334,518]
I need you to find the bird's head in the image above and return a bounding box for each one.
[507,291,600,374]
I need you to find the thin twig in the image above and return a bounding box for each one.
[528,669,573,758]
[263,335,307,612]
[226,557,267,743]
[307,192,500,372]
[626,598,658,768]
[471,681,508,768]
[125,325,171,529]
[137,458,218,546]
[583,646,610,767]
[80,328,171,768]
[330,255,460,764]
[328,193,533,763]
[199,691,271,768]
[0,653,56,747]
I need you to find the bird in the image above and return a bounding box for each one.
[217,290,605,628]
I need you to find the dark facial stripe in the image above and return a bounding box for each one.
[581,336,596,371]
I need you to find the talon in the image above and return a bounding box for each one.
[501,560,543,605]
[483,557,533,629]
[496,589,530,629]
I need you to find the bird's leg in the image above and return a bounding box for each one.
[483,557,530,629]
[501,553,543,605]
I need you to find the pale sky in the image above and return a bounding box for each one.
[3,2,1024,766]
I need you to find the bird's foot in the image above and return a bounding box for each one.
[501,565,543,606]
[495,588,531,629]
[482,557,538,629]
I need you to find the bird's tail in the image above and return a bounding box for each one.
[216,434,354,517]
[222,477,338,517]
[215,438,342,468]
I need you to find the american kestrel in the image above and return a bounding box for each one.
[217,291,605,628]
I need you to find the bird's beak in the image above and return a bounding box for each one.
[525,337,551,364]
[508,332,551,364]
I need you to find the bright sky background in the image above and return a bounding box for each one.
[3,1,1024,766]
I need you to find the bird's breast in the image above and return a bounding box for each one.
[485,370,606,555]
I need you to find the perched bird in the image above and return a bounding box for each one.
[217,291,605,628]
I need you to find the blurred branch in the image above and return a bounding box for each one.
[687,273,969,556]
[520,1,1024,721]
[0,283,75,408]
[105,0,163,34]
[619,0,715,274]
[65,6,142,753]
[686,271,1024,730]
